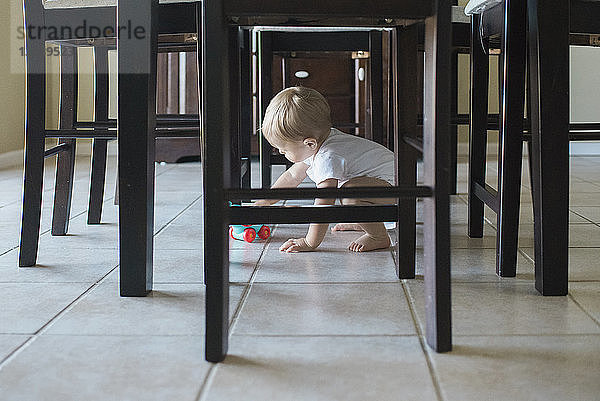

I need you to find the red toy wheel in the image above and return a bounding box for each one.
[257,225,271,240]
[243,228,256,243]
[229,226,235,240]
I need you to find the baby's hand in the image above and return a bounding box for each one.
[279,237,315,253]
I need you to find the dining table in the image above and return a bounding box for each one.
[114,0,570,362]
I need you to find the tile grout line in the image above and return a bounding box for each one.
[195,224,279,401]
[569,209,597,225]
[0,206,92,258]
[231,332,417,337]
[3,332,596,338]
[568,293,600,328]
[228,228,277,333]
[0,176,104,210]
[0,156,176,228]
[153,194,203,238]
[517,247,535,265]
[250,281,411,285]
[400,280,445,401]
[195,363,218,401]
[0,165,133,256]
[0,152,132,210]
[0,263,119,371]
[229,332,600,338]
[0,246,18,258]
[0,164,190,370]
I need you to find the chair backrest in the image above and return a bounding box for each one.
[223,0,436,21]
[42,0,196,9]
[464,0,502,15]
[465,0,600,16]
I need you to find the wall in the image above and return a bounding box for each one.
[0,1,541,168]
[570,46,600,155]
[0,3,25,159]
[0,2,98,169]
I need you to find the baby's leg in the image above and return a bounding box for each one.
[339,176,394,252]
[348,221,391,252]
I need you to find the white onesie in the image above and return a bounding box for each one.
[303,128,395,187]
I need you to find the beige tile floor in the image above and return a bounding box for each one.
[0,149,599,401]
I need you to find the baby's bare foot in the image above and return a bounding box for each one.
[331,223,364,232]
[348,234,391,252]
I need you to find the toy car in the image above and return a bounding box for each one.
[229,224,271,243]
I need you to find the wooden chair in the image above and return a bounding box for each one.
[20,0,210,266]
[467,0,600,295]
[198,0,452,362]
[115,0,451,363]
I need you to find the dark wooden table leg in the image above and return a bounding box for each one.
[88,47,110,225]
[449,49,458,195]
[51,45,77,236]
[467,15,488,239]
[393,25,418,279]
[117,0,158,296]
[422,0,452,352]
[19,0,46,267]
[201,0,230,363]
[527,0,569,295]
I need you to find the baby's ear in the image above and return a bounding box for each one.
[304,137,318,149]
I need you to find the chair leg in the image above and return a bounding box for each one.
[201,0,230,363]
[422,2,452,353]
[51,45,78,236]
[527,0,569,295]
[117,0,158,296]
[369,30,384,146]
[448,50,459,195]
[467,15,489,238]
[495,0,527,277]
[20,75,45,266]
[525,62,535,194]
[259,31,273,188]
[19,1,46,267]
[88,139,108,224]
[113,177,119,205]
[527,139,535,192]
[51,139,76,236]
[229,28,242,204]
[393,25,418,279]
[88,47,110,224]
[240,29,252,192]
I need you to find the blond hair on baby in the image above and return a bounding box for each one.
[261,86,332,144]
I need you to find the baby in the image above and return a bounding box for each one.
[256,86,396,253]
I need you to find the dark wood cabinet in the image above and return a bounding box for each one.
[271,52,366,138]
[153,32,392,161]
[279,54,358,133]
[155,51,201,163]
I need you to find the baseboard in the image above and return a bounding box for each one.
[570,141,600,156]
[0,141,118,171]
[70,139,119,156]
[0,149,23,171]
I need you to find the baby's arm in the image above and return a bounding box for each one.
[254,162,309,206]
[279,178,337,252]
